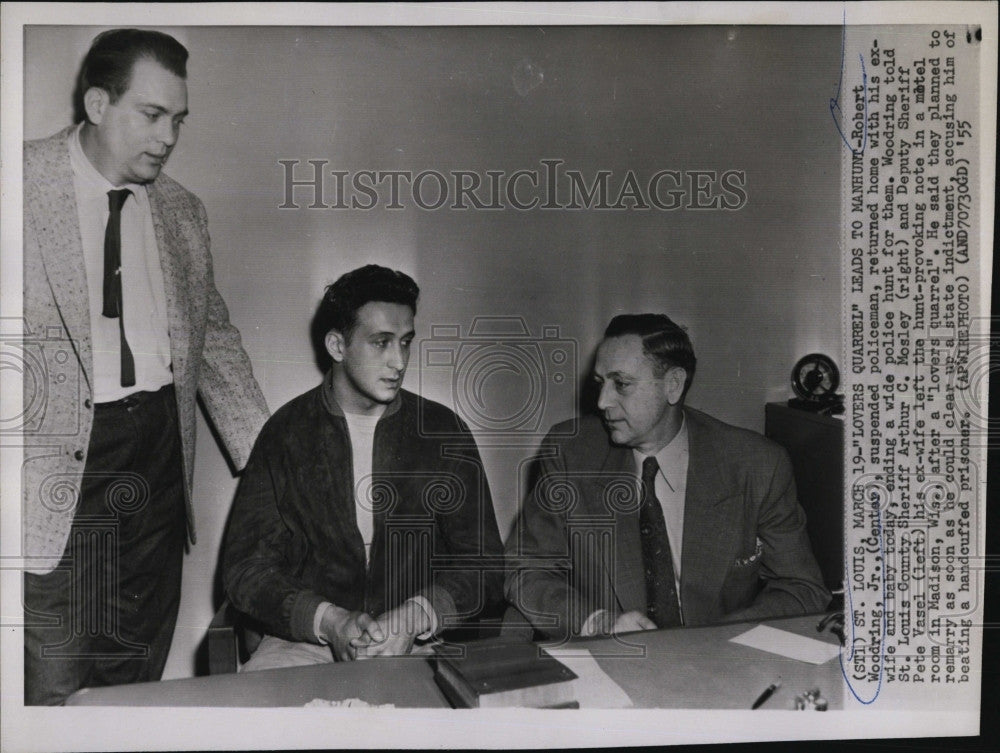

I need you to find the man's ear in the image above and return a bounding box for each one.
[83,87,110,125]
[664,367,687,405]
[325,330,346,363]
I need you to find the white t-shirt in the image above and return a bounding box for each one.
[343,410,382,562]
[313,405,437,642]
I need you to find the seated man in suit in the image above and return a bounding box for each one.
[505,314,830,639]
[224,265,504,668]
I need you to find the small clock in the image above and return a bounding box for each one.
[789,353,844,414]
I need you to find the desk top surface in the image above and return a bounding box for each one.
[67,614,844,710]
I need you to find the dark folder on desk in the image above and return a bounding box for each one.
[431,638,578,708]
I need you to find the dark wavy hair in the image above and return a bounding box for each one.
[604,313,697,396]
[73,28,188,123]
[314,265,420,345]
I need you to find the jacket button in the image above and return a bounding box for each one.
[74,450,85,461]
[84,399,92,409]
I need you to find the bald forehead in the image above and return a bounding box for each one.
[594,335,658,379]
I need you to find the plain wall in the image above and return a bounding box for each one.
[24,25,842,679]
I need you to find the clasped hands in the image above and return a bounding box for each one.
[319,600,431,661]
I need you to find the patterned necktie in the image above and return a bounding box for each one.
[102,188,135,388]
[639,456,682,628]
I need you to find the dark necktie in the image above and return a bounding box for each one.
[102,189,135,388]
[639,456,682,628]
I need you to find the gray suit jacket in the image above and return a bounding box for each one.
[505,408,831,637]
[21,126,269,573]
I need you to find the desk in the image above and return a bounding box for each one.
[66,614,843,709]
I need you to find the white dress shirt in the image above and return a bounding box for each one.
[581,416,690,635]
[67,124,172,402]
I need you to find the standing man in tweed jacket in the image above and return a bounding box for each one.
[22,28,269,704]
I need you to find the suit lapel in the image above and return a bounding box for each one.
[28,131,94,390]
[597,445,646,614]
[148,182,191,381]
[680,409,741,624]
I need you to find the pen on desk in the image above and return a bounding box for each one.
[751,680,781,709]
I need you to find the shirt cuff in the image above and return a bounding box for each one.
[405,596,438,640]
[579,609,610,637]
[314,601,333,644]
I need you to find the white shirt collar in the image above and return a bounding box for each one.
[633,413,689,492]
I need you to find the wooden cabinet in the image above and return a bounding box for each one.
[764,403,844,592]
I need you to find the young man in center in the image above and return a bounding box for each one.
[224,265,504,668]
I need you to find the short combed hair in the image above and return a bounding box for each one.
[73,28,188,123]
[604,313,697,395]
[316,265,420,342]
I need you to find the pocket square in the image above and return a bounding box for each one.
[735,537,764,567]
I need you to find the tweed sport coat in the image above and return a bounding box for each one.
[21,126,270,574]
[505,408,832,637]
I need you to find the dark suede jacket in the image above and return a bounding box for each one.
[223,374,504,643]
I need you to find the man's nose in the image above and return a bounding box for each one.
[387,343,406,371]
[596,382,614,411]
[158,119,180,147]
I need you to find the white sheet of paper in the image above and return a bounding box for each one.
[729,625,841,665]
[544,648,634,708]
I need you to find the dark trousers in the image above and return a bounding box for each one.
[24,385,186,705]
